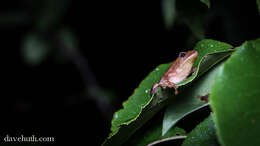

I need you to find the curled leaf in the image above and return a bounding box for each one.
[104,39,233,146]
[163,39,233,135]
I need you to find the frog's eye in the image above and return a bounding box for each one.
[179,52,186,57]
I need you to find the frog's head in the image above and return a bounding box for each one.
[178,50,198,64]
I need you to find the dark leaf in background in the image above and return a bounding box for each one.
[200,0,210,7]
[162,0,176,29]
[33,0,70,32]
[257,0,260,14]
[22,33,51,66]
[162,0,208,39]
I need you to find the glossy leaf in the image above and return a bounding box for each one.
[163,62,221,135]
[126,122,185,146]
[163,39,233,135]
[148,136,186,146]
[182,113,219,146]
[178,39,233,86]
[103,39,232,146]
[103,64,172,146]
[210,38,260,146]
[109,64,170,135]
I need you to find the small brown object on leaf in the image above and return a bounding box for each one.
[151,50,198,95]
[197,94,210,102]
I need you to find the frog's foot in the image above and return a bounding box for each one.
[187,67,197,78]
[151,83,160,96]
[166,81,179,95]
[151,82,179,95]
[191,67,197,74]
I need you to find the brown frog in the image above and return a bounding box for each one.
[151,50,198,95]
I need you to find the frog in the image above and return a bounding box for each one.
[151,50,198,95]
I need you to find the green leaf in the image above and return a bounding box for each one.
[257,0,260,14]
[103,39,233,146]
[200,0,210,8]
[210,38,260,146]
[182,113,219,146]
[163,61,221,135]
[109,64,170,135]
[126,121,185,146]
[22,34,50,66]
[179,39,233,86]
[147,135,186,146]
[163,39,233,135]
[103,64,172,146]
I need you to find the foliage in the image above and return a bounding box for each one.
[104,39,260,145]
[103,39,232,146]
[104,1,260,145]
[182,113,218,146]
[210,39,260,146]
[4,0,259,145]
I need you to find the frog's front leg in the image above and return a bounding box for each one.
[151,81,179,95]
[166,81,179,95]
[151,83,160,95]
[191,67,197,74]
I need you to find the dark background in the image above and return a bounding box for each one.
[1,0,259,145]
